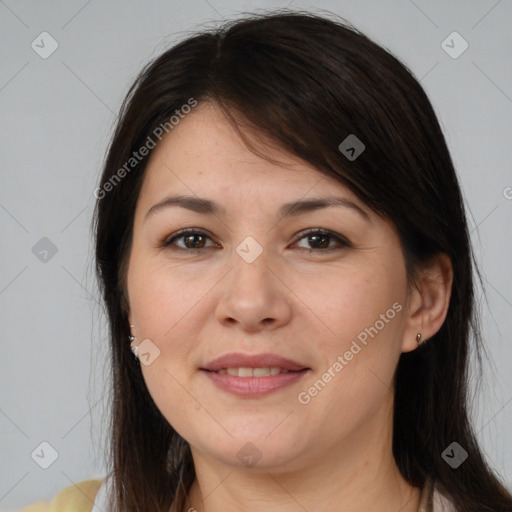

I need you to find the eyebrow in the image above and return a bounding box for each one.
[145,194,370,222]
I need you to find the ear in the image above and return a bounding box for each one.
[401,253,453,353]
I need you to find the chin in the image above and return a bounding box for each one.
[187,428,309,471]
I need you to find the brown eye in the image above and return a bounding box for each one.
[308,233,330,249]
[161,229,217,251]
[294,229,351,252]
[182,233,207,249]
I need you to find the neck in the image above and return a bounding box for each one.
[183,399,421,512]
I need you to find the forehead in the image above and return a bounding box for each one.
[137,102,360,208]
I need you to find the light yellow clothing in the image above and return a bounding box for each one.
[17,479,103,512]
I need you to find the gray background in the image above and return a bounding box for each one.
[1,0,511,509]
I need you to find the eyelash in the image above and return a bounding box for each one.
[160,228,351,253]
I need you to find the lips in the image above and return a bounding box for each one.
[201,352,308,373]
[200,352,310,398]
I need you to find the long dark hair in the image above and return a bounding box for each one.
[93,10,512,512]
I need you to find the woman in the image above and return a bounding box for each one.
[21,10,512,512]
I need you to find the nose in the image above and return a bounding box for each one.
[214,248,293,333]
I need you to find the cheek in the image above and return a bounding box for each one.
[127,253,212,341]
[127,258,209,430]
[308,262,406,352]
[296,260,406,413]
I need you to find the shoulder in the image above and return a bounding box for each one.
[17,479,104,512]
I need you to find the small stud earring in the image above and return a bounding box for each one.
[129,324,139,360]
[129,335,139,360]
[416,333,422,344]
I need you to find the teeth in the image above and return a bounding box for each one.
[238,367,253,377]
[254,367,270,377]
[217,367,291,377]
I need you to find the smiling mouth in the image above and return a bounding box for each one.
[200,352,310,396]
[210,367,297,377]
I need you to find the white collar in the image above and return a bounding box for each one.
[91,476,110,512]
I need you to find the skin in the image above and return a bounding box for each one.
[126,101,453,512]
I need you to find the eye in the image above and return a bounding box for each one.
[293,229,351,252]
[161,228,218,252]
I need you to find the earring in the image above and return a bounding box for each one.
[129,325,139,360]
[416,333,423,345]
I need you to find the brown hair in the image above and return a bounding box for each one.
[93,10,512,511]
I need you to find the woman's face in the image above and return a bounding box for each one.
[126,101,416,471]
